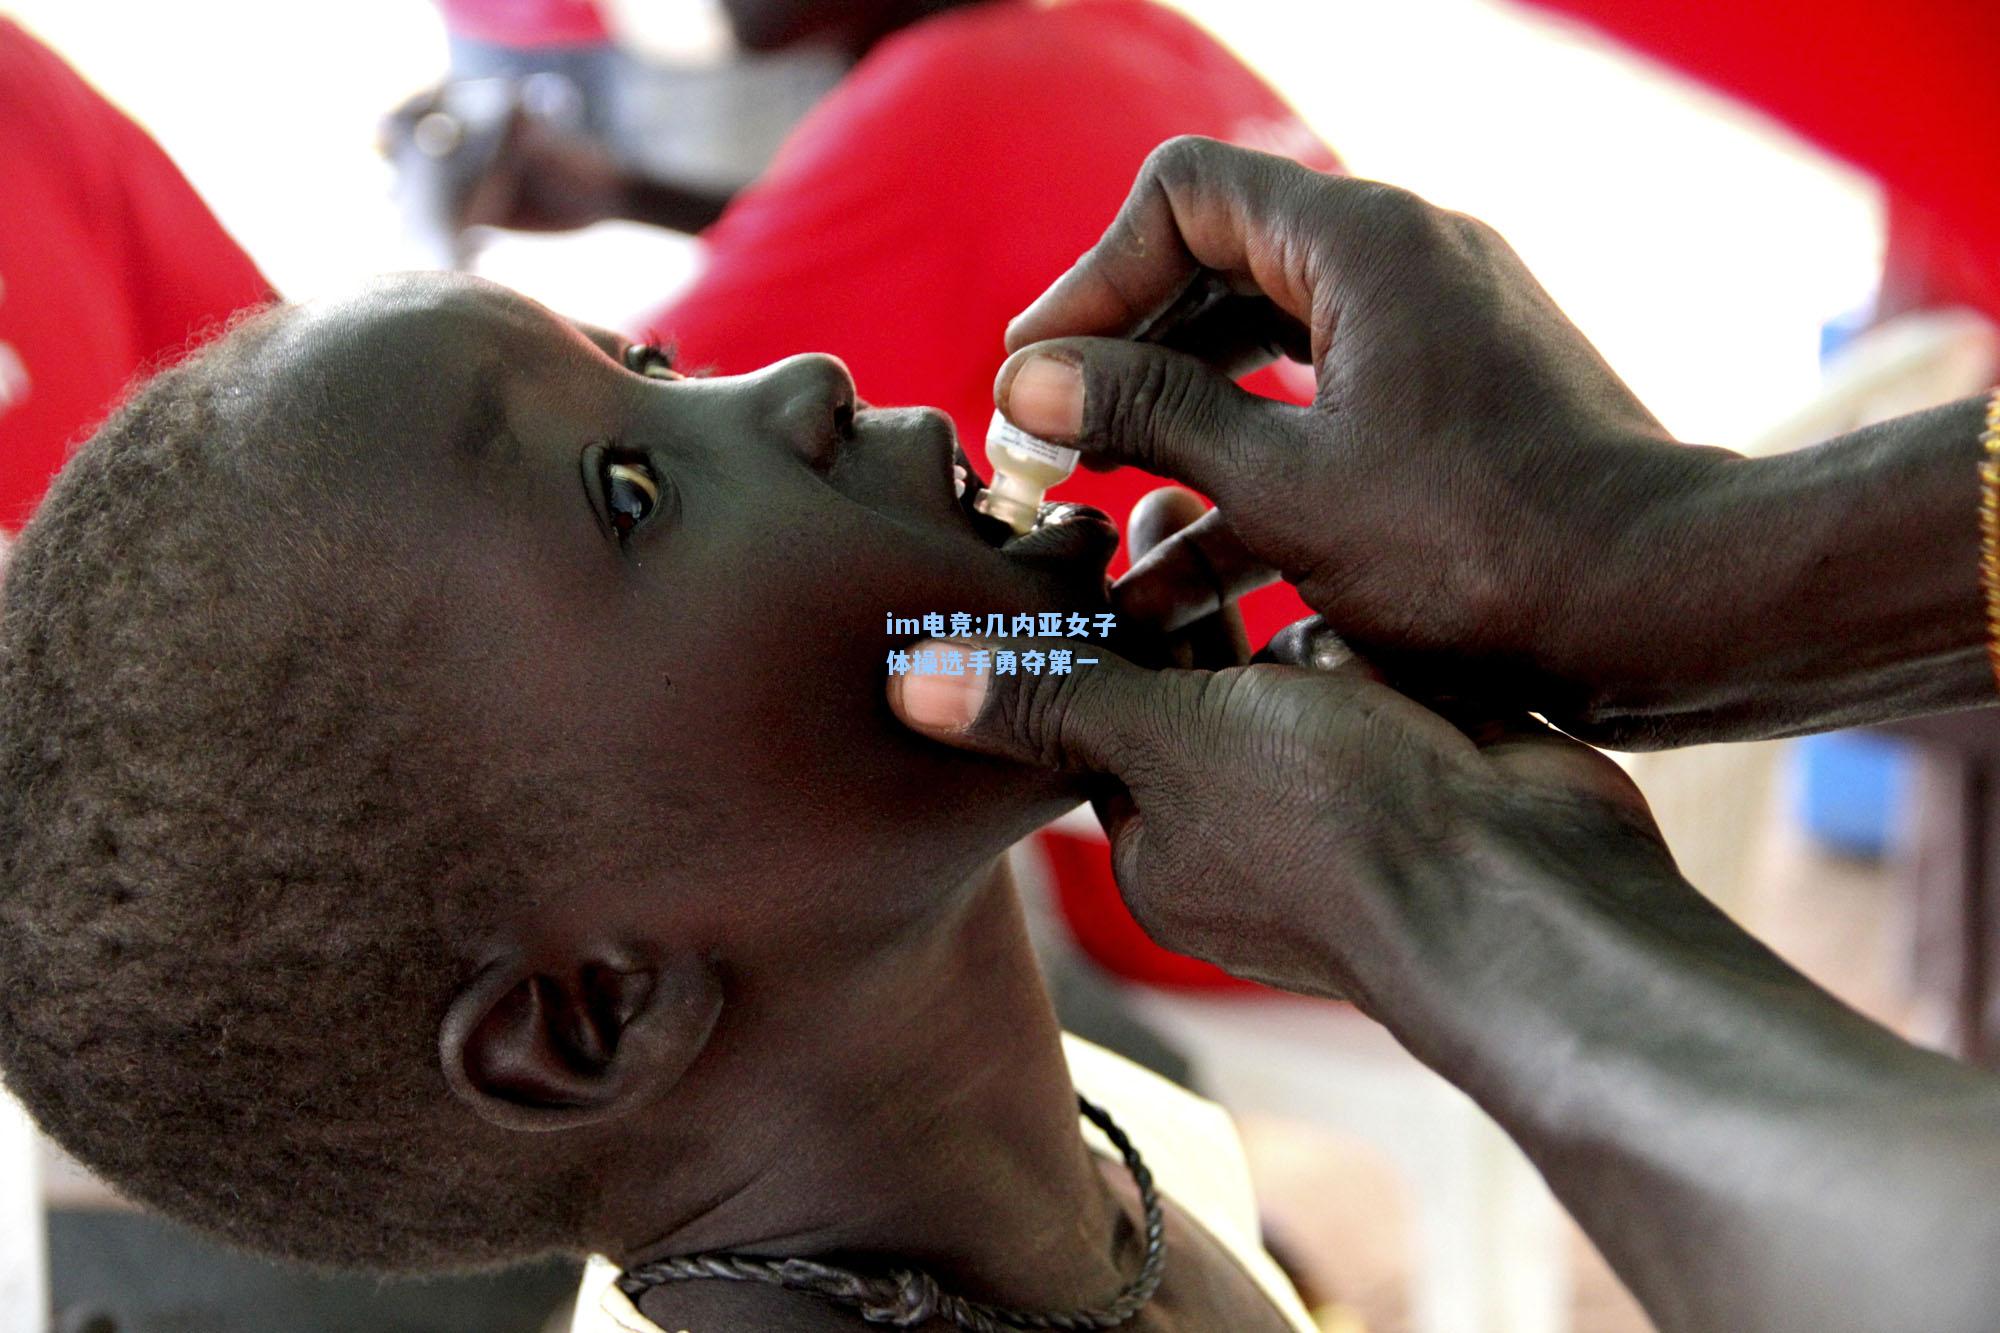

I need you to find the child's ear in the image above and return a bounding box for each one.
[438,951,722,1132]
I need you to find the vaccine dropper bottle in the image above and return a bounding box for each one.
[974,411,1079,536]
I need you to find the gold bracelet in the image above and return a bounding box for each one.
[1981,386,2000,694]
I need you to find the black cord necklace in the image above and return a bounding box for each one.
[616,1094,1167,1332]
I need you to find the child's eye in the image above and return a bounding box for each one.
[603,459,661,538]
[623,342,681,381]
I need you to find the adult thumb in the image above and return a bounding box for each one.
[995,338,1291,497]
[885,637,1185,778]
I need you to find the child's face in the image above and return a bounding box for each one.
[282,273,1115,954]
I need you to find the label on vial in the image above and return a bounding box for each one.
[988,415,1078,468]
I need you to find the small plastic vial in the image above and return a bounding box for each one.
[974,411,1079,535]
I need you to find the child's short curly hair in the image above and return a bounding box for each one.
[0,308,605,1273]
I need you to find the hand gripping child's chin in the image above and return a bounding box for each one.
[0,272,1309,1332]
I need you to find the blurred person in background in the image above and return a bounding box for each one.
[434,0,624,127]
[0,18,272,535]
[387,0,849,256]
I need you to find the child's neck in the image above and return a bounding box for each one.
[617,855,1142,1326]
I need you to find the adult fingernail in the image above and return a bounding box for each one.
[891,658,988,732]
[1004,355,1083,439]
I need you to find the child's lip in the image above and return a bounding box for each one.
[951,442,1015,547]
[848,403,1107,571]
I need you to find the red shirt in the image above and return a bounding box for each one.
[434,0,611,48]
[646,0,1340,987]
[0,20,273,533]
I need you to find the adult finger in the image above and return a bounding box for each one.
[1254,617,1378,676]
[1126,485,1206,563]
[1090,785,1146,886]
[996,337,1296,498]
[1113,508,1278,635]
[1126,487,1249,669]
[1122,269,1308,380]
[1145,291,1310,379]
[1004,136,1338,352]
[886,638,1197,779]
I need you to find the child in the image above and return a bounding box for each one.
[0,272,1314,1331]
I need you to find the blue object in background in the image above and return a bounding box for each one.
[1793,731,1914,859]
[1817,302,1876,366]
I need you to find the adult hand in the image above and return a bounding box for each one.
[996,137,1813,747]
[893,621,2000,1333]
[457,103,629,234]
[1114,485,1250,673]
[888,628,1660,1006]
[892,501,2000,1333]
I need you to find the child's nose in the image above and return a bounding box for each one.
[749,353,856,470]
